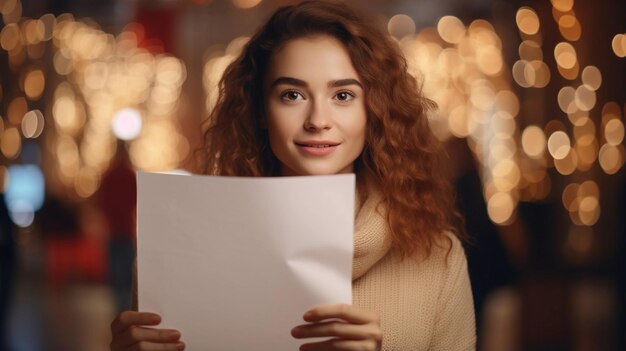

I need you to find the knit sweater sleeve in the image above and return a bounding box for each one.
[429,233,476,350]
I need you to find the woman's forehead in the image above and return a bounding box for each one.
[266,35,360,83]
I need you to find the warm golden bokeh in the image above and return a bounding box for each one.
[0,15,188,200]
[519,40,543,60]
[612,34,626,58]
[548,131,571,160]
[21,109,44,138]
[487,192,516,224]
[0,23,20,51]
[388,14,416,40]
[0,0,621,243]
[521,126,546,159]
[554,42,577,69]
[599,144,625,174]
[557,14,581,41]
[1,0,22,24]
[581,65,601,91]
[516,7,540,35]
[23,67,45,100]
[231,0,262,9]
[558,86,577,113]
[574,85,596,111]
[554,149,577,175]
[7,97,27,125]
[551,0,574,13]
[0,126,21,159]
[604,119,625,146]
[437,15,466,44]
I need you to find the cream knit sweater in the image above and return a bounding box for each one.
[352,190,476,351]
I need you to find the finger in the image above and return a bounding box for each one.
[303,304,378,324]
[123,326,181,343]
[111,339,185,351]
[127,341,185,351]
[292,321,379,340]
[300,338,379,351]
[110,328,181,350]
[111,311,161,334]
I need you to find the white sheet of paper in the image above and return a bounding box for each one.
[136,172,355,350]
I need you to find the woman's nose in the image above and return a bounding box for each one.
[304,100,332,131]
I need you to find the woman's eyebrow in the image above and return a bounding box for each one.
[328,79,362,89]
[270,76,307,88]
[269,77,363,89]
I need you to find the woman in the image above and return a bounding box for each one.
[110,1,476,350]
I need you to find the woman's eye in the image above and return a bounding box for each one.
[335,91,355,101]
[281,91,303,101]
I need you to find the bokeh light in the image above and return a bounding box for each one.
[231,0,262,9]
[557,14,581,41]
[551,0,574,12]
[112,108,143,141]
[599,144,625,174]
[487,192,515,224]
[604,119,625,145]
[21,109,45,138]
[23,67,45,100]
[437,16,465,44]
[558,86,577,113]
[581,65,601,91]
[574,85,596,112]
[555,42,577,69]
[0,127,21,159]
[516,7,540,35]
[7,96,27,125]
[522,126,546,159]
[388,14,416,40]
[548,131,571,160]
[612,34,626,58]
[4,164,45,227]
[554,149,577,175]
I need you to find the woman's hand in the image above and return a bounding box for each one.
[291,304,382,351]
[110,311,185,351]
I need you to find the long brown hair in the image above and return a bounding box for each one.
[199,0,464,259]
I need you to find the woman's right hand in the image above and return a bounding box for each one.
[110,311,185,351]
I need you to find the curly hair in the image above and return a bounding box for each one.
[199,0,465,259]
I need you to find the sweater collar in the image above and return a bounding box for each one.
[352,187,392,280]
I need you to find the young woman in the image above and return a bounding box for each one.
[110,1,476,350]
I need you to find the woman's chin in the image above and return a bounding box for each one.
[281,166,346,177]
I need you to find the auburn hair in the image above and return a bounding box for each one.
[199,0,465,259]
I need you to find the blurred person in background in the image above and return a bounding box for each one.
[446,137,518,349]
[0,193,16,351]
[96,146,137,313]
[615,182,626,350]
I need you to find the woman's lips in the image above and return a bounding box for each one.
[295,141,340,156]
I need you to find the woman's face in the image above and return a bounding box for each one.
[264,35,367,176]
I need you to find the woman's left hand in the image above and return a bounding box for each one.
[291,304,382,351]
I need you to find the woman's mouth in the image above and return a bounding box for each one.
[295,141,340,156]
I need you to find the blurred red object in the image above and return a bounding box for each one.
[45,236,108,288]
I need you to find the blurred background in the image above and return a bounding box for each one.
[0,0,624,350]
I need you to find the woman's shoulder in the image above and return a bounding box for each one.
[427,230,467,266]
[385,230,468,284]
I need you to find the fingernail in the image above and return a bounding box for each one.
[303,311,313,319]
[176,341,185,350]
[169,330,181,339]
